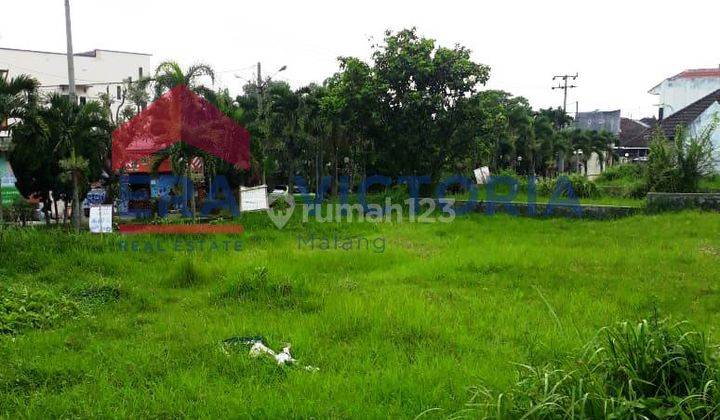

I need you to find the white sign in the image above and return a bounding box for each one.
[240,185,269,212]
[89,205,113,233]
[474,166,491,185]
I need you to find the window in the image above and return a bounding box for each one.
[116,86,122,100]
[0,69,8,81]
[138,67,143,79]
[79,96,87,105]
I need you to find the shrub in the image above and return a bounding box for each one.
[647,121,718,193]
[462,317,720,419]
[0,286,79,334]
[538,175,599,199]
[7,197,36,225]
[597,163,643,182]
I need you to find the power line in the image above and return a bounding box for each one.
[551,73,578,113]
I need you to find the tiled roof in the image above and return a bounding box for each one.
[672,68,720,79]
[629,88,720,147]
[619,118,648,148]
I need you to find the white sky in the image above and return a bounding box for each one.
[1,0,719,119]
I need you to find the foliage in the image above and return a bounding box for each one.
[647,122,718,193]
[464,317,720,419]
[538,174,599,199]
[0,286,79,334]
[597,163,643,182]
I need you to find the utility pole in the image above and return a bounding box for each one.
[64,0,81,232]
[552,73,578,113]
[64,0,76,104]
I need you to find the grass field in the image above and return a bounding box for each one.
[1,211,720,417]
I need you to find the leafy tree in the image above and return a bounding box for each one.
[47,95,111,231]
[370,28,491,180]
[0,74,40,224]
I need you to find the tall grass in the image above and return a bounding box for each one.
[459,317,720,419]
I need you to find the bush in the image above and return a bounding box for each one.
[0,286,79,334]
[7,197,36,225]
[597,163,643,182]
[646,122,717,193]
[463,317,720,419]
[538,175,599,199]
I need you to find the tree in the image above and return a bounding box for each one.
[0,74,40,225]
[153,61,216,101]
[370,28,491,180]
[45,95,110,231]
[149,62,218,221]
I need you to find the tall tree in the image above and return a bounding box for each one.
[0,74,40,225]
[47,95,111,231]
[370,28,491,180]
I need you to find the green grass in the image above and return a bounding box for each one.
[1,211,720,417]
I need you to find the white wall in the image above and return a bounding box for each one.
[651,77,720,118]
[688,101,720,171]
[0,48,151,114]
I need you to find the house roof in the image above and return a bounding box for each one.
[650,68,720,93]
[618,118,648,148]
[627,88,720,147]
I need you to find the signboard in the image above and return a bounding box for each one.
[474,166,491,185]
[0,157,20,205]
[89,205,113,233]
[239,185,269,212]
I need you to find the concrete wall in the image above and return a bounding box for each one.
[651,77,720,118]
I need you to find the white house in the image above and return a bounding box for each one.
[0,47,151,115]
[632,88,720,170]
[649,68,720,119]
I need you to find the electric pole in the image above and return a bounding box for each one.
[64,0,81,232]
[64,0,76,103]
[552,73,578,113]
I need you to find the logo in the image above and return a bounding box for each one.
[266,193,295,229]
[112,85,251,234]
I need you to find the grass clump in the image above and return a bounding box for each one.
[217,266,314,311]
[166,258,209,288]
[0,286,79,334]
[463,317,720,418]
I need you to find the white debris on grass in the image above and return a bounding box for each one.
[225,337,318,371]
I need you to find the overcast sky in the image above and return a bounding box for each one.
[1,0,718,119]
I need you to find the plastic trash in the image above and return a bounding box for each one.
[223,336,318,371]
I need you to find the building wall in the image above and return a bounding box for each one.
[688,101,720,170]
[0,48,151,114]
[652,77,720,118]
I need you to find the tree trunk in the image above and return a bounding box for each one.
[53,193,59,224]
[187,159,196,223]
[72,170,81,233]
[44,196,51,225]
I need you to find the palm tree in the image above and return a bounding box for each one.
[0,74,40,225]
[266,82,303,191]
[570,129,593,175]
[595,130,619,171]
[149,62,218,221]
[46,95,110,232]
[153,61,216,101]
